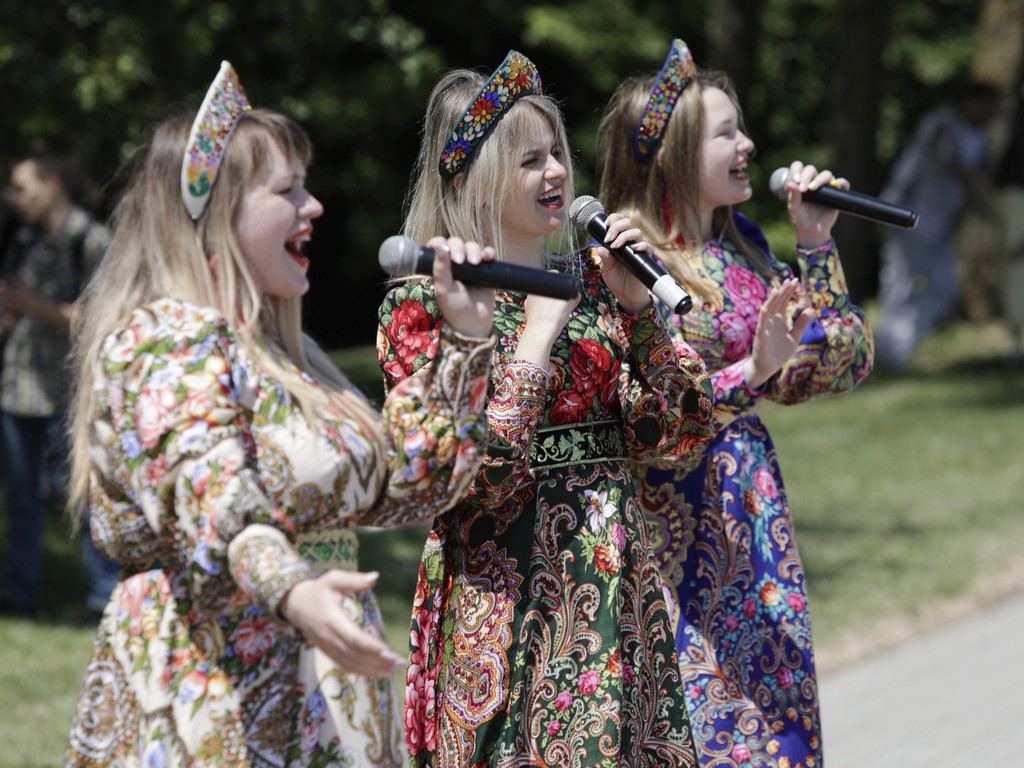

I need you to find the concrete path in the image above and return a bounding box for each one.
[819,592,1024,767]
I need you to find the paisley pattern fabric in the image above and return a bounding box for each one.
[642,215,873,768]
[378,251,715,768]
[64,297,493,768]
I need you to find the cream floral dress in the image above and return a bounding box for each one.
[64,297,493,768]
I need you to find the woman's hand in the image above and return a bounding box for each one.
[514,289,581,368]
[783,161,849,248]
[429,236,496,338]
[742,278,816,389]
[279,570,405,677]
[591,213,653,314]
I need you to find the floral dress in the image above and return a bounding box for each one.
[377,252,714,768]
[641,214,873,768]
[64,297,493,768]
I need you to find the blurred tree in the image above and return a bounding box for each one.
[0,0,990,348]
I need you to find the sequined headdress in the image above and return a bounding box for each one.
[438,50,543,179]
[634,39,696,163]
[181,60,253,220]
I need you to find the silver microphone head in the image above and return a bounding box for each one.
[378,235,420,277]
[568,195,605,230]
[768,167,791,200]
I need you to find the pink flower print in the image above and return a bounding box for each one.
[235,616,276,664]
[717,311,754,362]
[585,489,616,531]
[555,690,574,711]
[787,592,806,613]
[723,265,767,318]
[578,669,601,696]
[776,666,795,688]
[547,720,561,736]
[753,466,778,499]
[725,614,740,632]
[732,742,752,764]
[178,669,208,703]
[743,597,757,618]
[135,384,178,448]
[689,685,702,700]
[610,522,627,552]
[623,664,635,686]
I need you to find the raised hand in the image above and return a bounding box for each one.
[782,161,849,248]
[743,278,816,389]
[428,236,496,338]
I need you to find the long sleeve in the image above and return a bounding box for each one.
[94,303,310,620]
[764,239,874,405]
[616,303,713,463]
[361,322,494,526]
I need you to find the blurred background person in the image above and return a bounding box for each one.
[0,151,120,621]
[876,79,1000,372]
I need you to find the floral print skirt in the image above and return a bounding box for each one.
[645,416,822,768]
[405,458,698,768]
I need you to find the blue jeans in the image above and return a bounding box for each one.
[2,410,120,613]
[1,411,55,610]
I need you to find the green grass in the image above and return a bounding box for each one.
[2,314,1022,766]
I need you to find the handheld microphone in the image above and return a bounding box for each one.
[569,195,693,315]
[769,167,919,230]
[378,235,583,300]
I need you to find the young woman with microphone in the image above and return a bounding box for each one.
[377,50,714,767]
[596,39,874,768]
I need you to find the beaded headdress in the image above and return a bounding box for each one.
[181,60,253,220]
[634,39,696,163]
[438,50,543,179]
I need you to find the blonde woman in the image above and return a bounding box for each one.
[63,62,496,767]
[378,51,713,767]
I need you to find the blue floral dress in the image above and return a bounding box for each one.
[378,252,714,768]
[641,214,873,768]
[64,298,492,768]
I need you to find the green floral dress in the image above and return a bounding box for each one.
[377,252,714,768]
[64,297,493,768]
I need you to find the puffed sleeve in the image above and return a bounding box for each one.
[98,301,311,619]
[362,318,494,527]
[615,302,714,464]
[765,239,874,405]
[378,281,544,509]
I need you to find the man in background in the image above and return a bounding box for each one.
[0,151,118,620]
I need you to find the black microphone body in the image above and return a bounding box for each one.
[769,167,919,230]
[568,196,693,315]
[378,236,582,300]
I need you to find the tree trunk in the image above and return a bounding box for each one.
[828,0,893,303]
[705,0,763,104]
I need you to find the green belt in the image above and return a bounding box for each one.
[296,528,359,571]
[527,419,627,470]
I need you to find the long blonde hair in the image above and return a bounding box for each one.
[68,109,386,512]
[597,69,774,308]
[403,68,577,264]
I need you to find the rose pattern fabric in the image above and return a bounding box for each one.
[64,297,492,768]
[642,214,873,768]
[378,251,715,768]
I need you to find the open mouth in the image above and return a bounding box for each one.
[286,228,311,269]
[538,189,563,209]
[730,163,750,181]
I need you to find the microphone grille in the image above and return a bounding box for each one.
[378,235,418,277]
[768,167,790,200]
[568,195,604,230]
